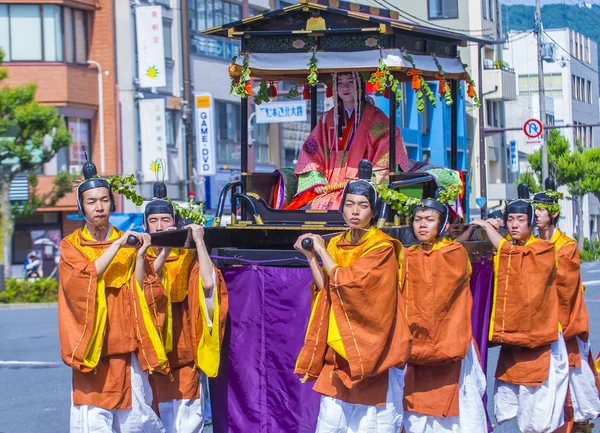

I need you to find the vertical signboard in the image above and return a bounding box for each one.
[139,98,169,181]
[510,140,519,173]
[195,93,216,176]
[136,6,166,88]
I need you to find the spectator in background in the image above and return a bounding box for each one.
[23,250,41,279]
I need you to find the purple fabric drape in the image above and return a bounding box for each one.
[470,260,494,370]
[210,260,494,433]
[469,260,495,432]
[210,266,321,433]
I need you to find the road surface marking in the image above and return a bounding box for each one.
[0,361,61,368]
[584,280,600,286]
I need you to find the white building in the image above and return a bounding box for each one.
[115,0,188,212]
[505,28,600,238]
[384,0,517,216]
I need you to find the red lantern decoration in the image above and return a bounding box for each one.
[326,83,333,98]
[303,84,311,100]
[366,82,374,93]
[269,81,277,98]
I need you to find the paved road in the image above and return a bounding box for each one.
[0,261,599,433]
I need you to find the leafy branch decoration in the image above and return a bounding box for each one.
[403,51,436,113]
[229,52,252,98]
[368,57,403,103]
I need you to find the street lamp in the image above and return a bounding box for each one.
[87,60,105,175]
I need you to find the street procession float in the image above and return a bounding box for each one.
[146,1,496,431]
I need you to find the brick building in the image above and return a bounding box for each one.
[0,0,118,275]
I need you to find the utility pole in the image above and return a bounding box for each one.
[535,0,549,183]
[478,43,487,218]
[180,0,196,199]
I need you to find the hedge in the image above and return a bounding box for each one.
[0,278,58,304]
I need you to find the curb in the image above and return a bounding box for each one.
[0,302,57,310]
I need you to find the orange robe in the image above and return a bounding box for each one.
[295,227,412,406]
[490,235,558,386]
[146,248,229,403]
[550,230,591,367]
[58,227,169,410]
[402,239,474,417]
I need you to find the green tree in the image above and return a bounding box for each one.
[582,146,600,204]
[556,147,588,249]
[517,130,600,249]
[0,49,73,278]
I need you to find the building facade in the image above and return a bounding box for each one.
[385,0,517,216]
[0,0,117,275]
[505,28,600,238]
[115,0,188,213]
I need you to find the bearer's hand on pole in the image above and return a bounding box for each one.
[136,233,152,259]
[295,234,316,258]
[314,186,326,195]
[186,224,205,245]
[115,231,142,248]
[470,218,489,229]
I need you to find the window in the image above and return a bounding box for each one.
[163,21,172,59]
[43,6,63,62]
[0,5,87,63]
[165,110,178,148]
[9,5,42,61]
[64,8,74,63]
[482,0,487,19]
[73,9,87,64]
[0,6,10,60]
[216,101,241,163]
[488,0,494,21]
[587,80,592,104]
[66,117,90,173]
[428,0,458,19]
[192,0,242,31]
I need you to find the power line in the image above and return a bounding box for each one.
[369,0,497,35]
[544,31,599,73]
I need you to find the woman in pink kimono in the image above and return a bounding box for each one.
[285,72,409,210]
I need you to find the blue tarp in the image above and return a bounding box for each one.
[66,213,145,232]
[66,213,215,231]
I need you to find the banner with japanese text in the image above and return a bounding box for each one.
[136,6,166,88]
[195,93,217,176]
[139,98,169,181]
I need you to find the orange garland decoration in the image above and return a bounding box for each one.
[407,69,423,90]
[436,74,446,95]
[467,82,475,98]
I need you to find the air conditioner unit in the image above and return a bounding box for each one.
[541,43,555,62]
[484,59,495,69]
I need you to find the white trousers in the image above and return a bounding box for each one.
[314,367,405,433]
[158,395,205,433]
[403,341,488,433]
[70,353,166,433]
[494,333,569,433]
[568,336,600,422]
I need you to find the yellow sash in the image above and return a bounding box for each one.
[68,228,168,370]
[325,227,402,360]
[196,270,222,377]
